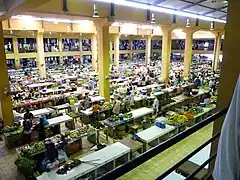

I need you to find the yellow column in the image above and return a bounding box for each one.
[212,32,221,71]
[37,31,46,78]
[13,37,20,69]
[0,22,13,126]
[109,40,113,64]
[129,39,133,60]
[146,35,152,66]
[161,26,172,84]
[91,34,98,72]
[183,29,194,76]
[95,19,110,101]
[113,34,120,69]
[58,36,63,64]
[79,36,83,65]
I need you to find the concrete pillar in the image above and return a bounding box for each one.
[210,0,240,173]
[161,26,172,84]
[146,35,152,66]
[36,31,46,78]
[183,29,194,77]
[113,34,120,69]
[91,34,98,72]
[129,39,133,60]
[212,32,221,71]
[109,40,113,64]
[79,36,83,65]
[95,19,110,101]
[13,36,20,69]
[0,22,13,126]
[58,36,63,64]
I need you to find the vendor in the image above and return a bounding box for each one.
[37,117,48,141]
[113,97,121,115]
[81,93,92,110]
[153,96,159,117]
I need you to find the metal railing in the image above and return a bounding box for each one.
[98,108,228,180]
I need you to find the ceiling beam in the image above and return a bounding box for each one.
[179,0,207,10]
[202,5,228,15]
[0,0,51,21]
[152,0,168,6]
[219,14,227,19]
[179,0,226,13]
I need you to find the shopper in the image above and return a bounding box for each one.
[24,108,34,120]
[38,117,47,141]
[22,117,33,145]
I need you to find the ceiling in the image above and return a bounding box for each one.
[129,0,228,20]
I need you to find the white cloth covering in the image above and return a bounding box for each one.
[213,76,240,180]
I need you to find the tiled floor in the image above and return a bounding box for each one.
[0,123,213,180]
[0,139,24,180]
[118,123,214,180]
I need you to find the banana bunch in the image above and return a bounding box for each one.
[168,113,188,125]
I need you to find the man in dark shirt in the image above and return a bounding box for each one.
[24,109,34,120]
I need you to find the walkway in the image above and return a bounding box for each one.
[119,123,214,180]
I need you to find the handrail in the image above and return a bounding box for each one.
[186,153,217,180]
[156,132,220,179]
[97,108,228,180]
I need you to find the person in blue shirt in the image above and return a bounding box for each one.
[88,78,95,90]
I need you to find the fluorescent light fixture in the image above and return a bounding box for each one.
[94,0,226,23]
[186,18,190,28]
[151,13,156,24]
[11,15,93,24]
[93,4,99,18]
[210,21,215,30]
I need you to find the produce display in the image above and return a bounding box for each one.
[123,112,133,119]
[17,125,96,156]
[18,141,46,156]
[65,126,95,139]
[1,125,22,134]
[168,113,188,126]
[56,159,82,175]
[187,107,204,116]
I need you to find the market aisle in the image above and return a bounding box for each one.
[119,123,214,180]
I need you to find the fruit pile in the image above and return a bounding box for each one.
[168,113,188,125]
[123,112,133,119]
[108,115,119,122]
[66,126,95,139]
[187,107,204,115]
[20,141,46,156]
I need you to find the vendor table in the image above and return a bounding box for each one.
[136,125,176,151]
[38,142,130,180]
[40,89,66,94]
[27,82,54,88]
[53,104,71,113]
[120,137,144,158]
[176,145,211,180]
[46,115,73,127]
[137,84,163,91]
[131,107,153,119]
[19,108,55,118]
[163,172,185,180]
